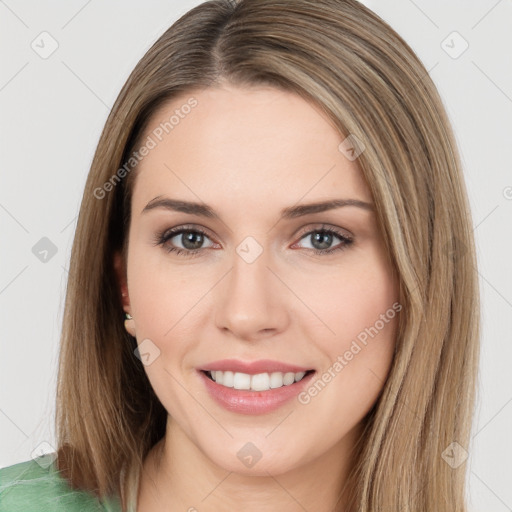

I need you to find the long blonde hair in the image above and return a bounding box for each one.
[55,1,480,510]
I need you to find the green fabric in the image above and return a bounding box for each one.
[0,454,122,512]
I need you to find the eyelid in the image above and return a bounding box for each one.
[294,223,353,241]
[159,223,215,240]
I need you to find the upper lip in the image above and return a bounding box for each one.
[198,359,314,375]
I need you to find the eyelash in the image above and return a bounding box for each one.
[152,224,354,258]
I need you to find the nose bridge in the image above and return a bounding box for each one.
[214,236,288,338]
[229,237,274,308]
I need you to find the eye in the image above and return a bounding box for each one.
[152,223,354,257]
[293,225,353,255]
[152,225,216,256]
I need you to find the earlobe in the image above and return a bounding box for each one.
[124,315,136,337]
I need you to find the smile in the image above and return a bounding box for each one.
[204,369,314,391]
[198,368,317,415]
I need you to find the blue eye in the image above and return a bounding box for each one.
[295,227,353,254]
[152,224,353,257]
[152,225,214,257]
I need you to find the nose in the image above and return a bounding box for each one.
[214,244,289,342]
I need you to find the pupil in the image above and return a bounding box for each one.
[182,232,203,250]
[312,232,332,250]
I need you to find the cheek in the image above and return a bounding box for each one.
[301,260,399,422]
[315,315,397,413]
[127,243,201,331]
[298,252,398,344]
[301,250,398,396]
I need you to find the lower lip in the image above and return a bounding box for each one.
[198,370,316,415]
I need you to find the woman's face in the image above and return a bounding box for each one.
[116,84,399,476]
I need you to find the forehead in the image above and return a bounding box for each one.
[131,85,372,214]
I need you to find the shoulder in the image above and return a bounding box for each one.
[0,453,122,512]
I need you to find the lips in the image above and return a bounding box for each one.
[198,358,313,375]
[196,358,316,414]
[198,367,316,414]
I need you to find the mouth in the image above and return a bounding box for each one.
[201,369,316,392]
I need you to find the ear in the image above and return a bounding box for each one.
[113,251,130,310]
[113,251,136,337]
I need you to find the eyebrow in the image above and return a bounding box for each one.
[141,196,374,219]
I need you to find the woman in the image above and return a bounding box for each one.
[0,0,480,511]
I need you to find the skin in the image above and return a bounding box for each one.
[114,83,400,512]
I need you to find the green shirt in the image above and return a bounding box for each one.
[0,454,122,512]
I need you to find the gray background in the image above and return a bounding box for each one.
[1,1,511,510]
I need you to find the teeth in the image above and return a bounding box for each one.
[208,370,308,391]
